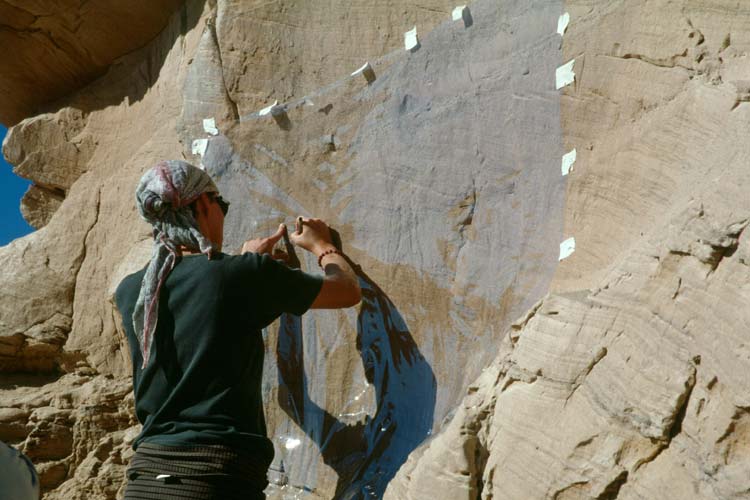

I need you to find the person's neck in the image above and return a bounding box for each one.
[178,246,206,255]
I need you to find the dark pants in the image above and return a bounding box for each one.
[123,442,268,500]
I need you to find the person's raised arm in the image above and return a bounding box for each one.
[289,217,361,309]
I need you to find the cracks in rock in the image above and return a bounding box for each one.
[455,184,477,254]
[69,186,101,343]
[473,436,489,499]
[564,347,608,407]
[671,277,682,300]
[633,366,697,473]
[666,367,696,441]
[466,394,497,500]
[552,481,589,500]
[74,187,101,275]
[207,9,239,121]
[509,299,542,345]
[668,210,749,274]
[712,405,750,472]
[594,470,628,500]
[448,182,478,294]
[414,4,448,15]
[597,16,728,103]
[616,50,690,70]
[500,369,539,392]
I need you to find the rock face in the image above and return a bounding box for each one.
[0,0,184,126]
[1,0,750,498]
[385,0,750,498]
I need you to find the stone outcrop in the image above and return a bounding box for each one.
[385,0,750,498]
[0,0,184,126]
[3,108,95,228]
[2,0,750,498]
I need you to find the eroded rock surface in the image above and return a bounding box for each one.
[0,0,184,126]
[2,0,750,498]
[386,1,750,498]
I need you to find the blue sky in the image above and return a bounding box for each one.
[0,124,34,246]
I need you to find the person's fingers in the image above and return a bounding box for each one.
[267,223,286,244]
[272,249,289,263]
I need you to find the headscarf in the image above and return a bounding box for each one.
[132,160,219,368]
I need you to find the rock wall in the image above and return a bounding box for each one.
[1,0,749,499]
[386,0,750,498]
[0,0,184,125]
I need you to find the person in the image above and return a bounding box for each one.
[114,160,361,500]
[0,441,40,500]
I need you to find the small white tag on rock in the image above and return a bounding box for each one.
[452,5,467,21]
[404,26,419,51]
[259,100,280,117]
[561,149,577,176]
[555,59,576,89]
[156,474,172,480]
[202,117,219,135]
[351,62,376,83]
[557,12,570,36]
[192,138,208,157]
[559,237,576,261]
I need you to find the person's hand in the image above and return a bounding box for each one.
[241,224,289,263]
[289,217,334,254]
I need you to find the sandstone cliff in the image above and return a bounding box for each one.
[1,0,749,499]
[386,1,750,498]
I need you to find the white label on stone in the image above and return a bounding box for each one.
[259,100,279,116]
[202,117,219,135]
[352,62,372,76]
[452,5,467,21]
[192,138,208,157]
[562,149,577,176]
[405,27,419,51]
[556,59,576,90]
[557,12,570,36]
[559,237,576,261]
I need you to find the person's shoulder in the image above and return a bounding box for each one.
[221,251,263,269]
[114,267,147,307]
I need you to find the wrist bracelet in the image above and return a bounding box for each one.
[318,248,343,268]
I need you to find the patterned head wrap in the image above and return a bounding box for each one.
[132,160,219,368]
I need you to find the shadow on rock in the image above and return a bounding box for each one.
[277,259,436,499]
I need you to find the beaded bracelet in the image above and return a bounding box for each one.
[317,248,343,268]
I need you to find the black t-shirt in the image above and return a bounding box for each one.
[114,252,323,464]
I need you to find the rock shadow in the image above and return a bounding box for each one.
[61,1,202,116]
[276,259,436,499]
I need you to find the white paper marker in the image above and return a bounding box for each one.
[559,237,576,261]
[561,149,577,176]
[452,5,467,21]
[404,26,419,51]
[202,117,219,135]
[351,62,370,76]
[352,62,376,83]
[557,12,570,36]
[556,59,576,90]
[259,100,280,116]
[191,138,208,157]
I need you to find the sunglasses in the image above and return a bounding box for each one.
[210,193,230,216]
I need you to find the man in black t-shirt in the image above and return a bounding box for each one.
[115,160,360,500]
